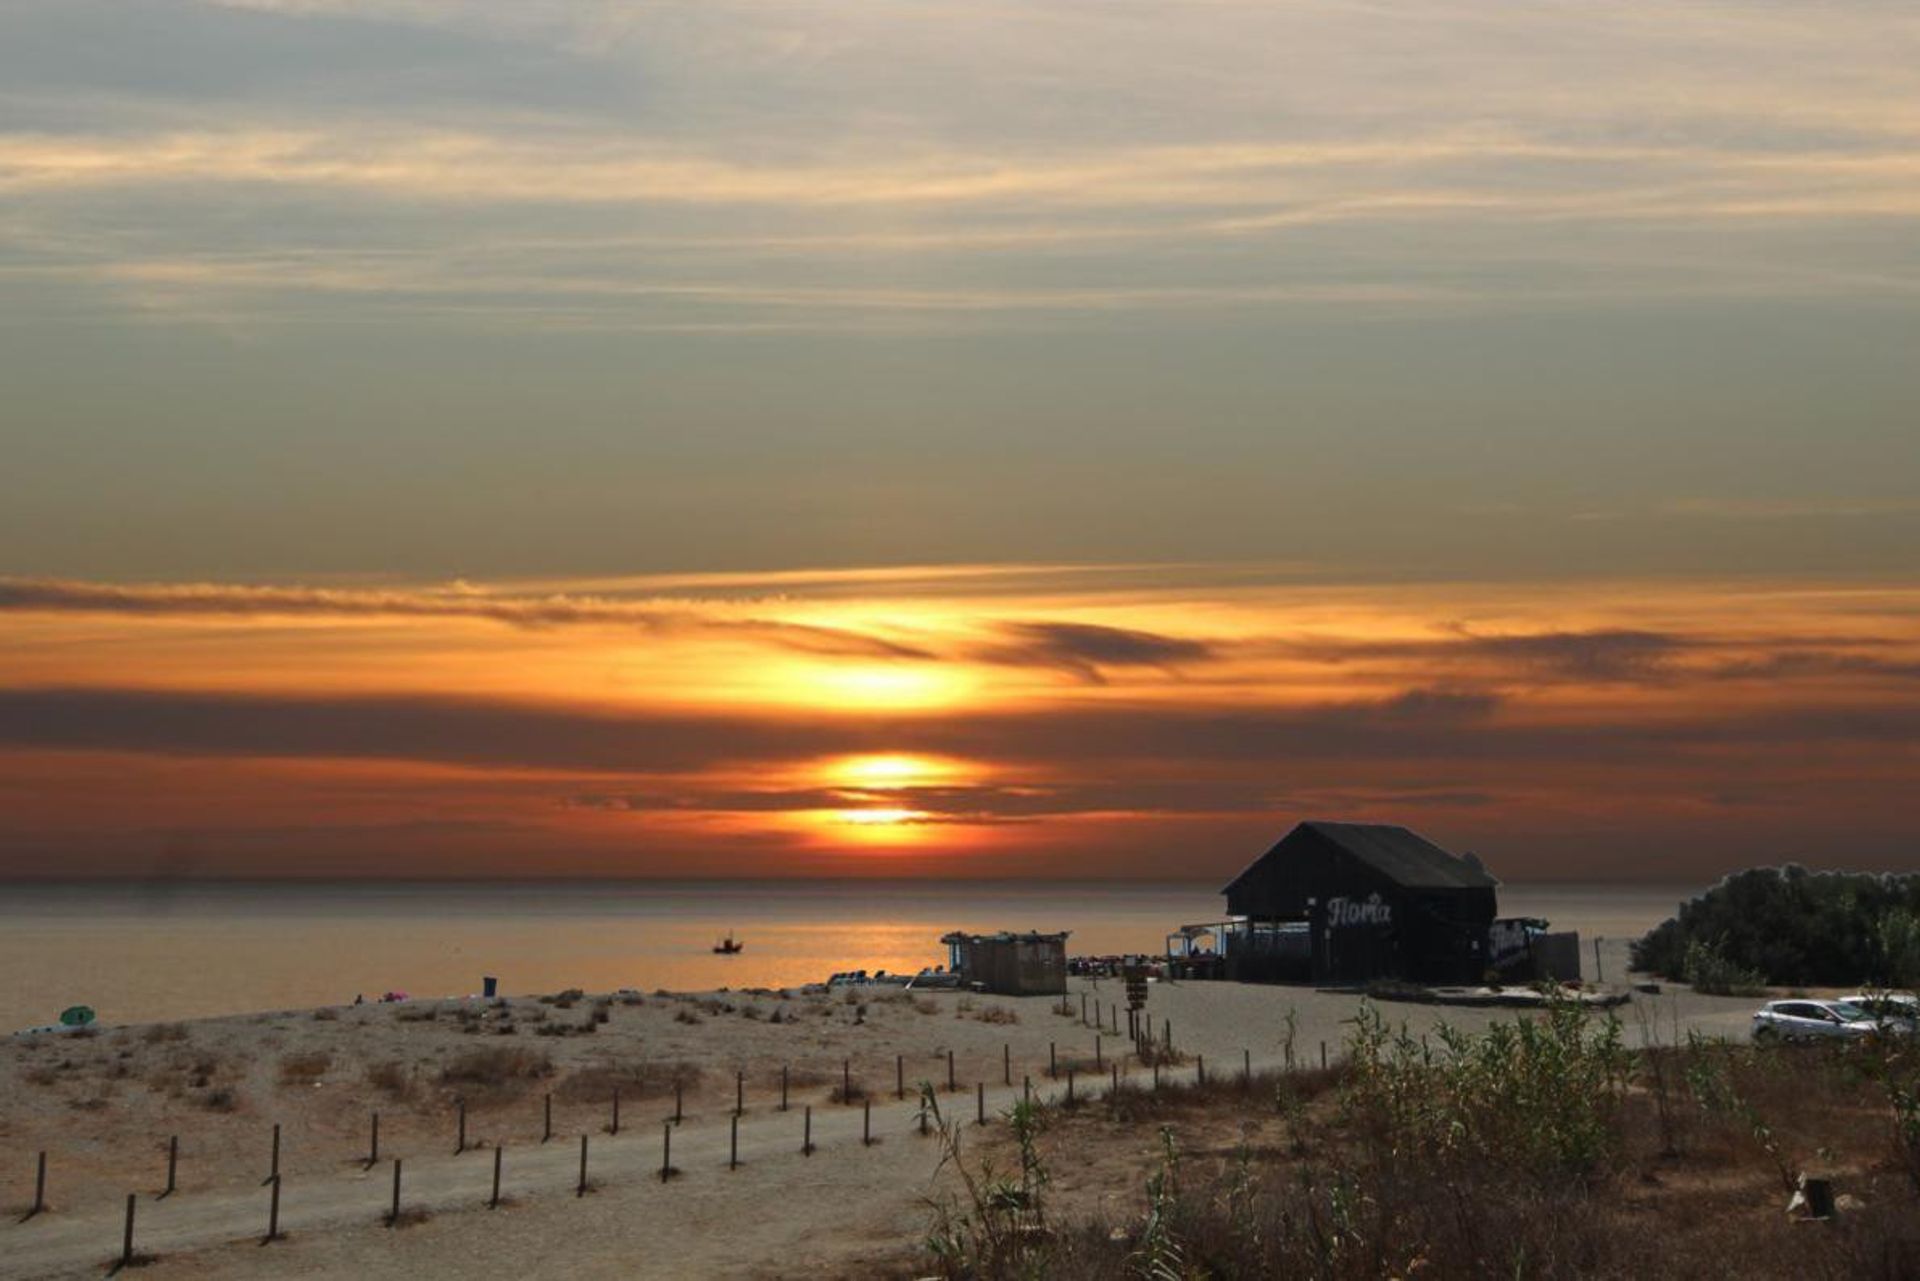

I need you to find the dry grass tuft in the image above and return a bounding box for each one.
[366,1060,418,1101]
[555,1058,703,1103]
[438,1047,554,1103]
[278,1051,332,1085]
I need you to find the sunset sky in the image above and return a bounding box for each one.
[2,2,1917,882]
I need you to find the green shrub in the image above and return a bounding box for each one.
[1681,939,1768,996]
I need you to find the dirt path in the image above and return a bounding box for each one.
[4,1064,1142,1279]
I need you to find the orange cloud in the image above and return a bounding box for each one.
[2,566,1917,881]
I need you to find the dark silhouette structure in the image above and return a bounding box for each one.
[1217,821,1501,984]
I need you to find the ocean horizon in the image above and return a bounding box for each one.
[0,878,1692,1032]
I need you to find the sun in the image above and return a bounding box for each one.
[836,807,927,826]
[828,753,968,789]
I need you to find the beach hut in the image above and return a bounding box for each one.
[940,930,1071,996]
[1218,821,1500,985]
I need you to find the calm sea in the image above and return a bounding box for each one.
[0,881,1691,1032]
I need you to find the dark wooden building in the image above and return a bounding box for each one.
[1220,821,1499,985]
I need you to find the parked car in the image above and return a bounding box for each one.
[1837,992,1920,1032]
[1750,999,1883,1043]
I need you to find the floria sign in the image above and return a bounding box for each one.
[1326,893,1392,929]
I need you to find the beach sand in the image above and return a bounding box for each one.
[1,955,1762,1279]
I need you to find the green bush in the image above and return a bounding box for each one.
[1341,997,1632,1179]
[1633,865,1920,986]
[1680,939,1768,997]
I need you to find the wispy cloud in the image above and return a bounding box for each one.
[0,577,933,659]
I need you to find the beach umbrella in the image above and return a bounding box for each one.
[59,1005,96,1027]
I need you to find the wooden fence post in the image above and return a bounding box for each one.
[803,1106,814,1156]
[368,1111,380,1167]
[456,1098,467,1154]
[1067,1068,1075,1104]
[1002,1043,1011,1087]
[1320,1041,1328,1071]
[121,1192,136,1269]
[843,1059,852,1105]
[388,1158,401,1227]
[863,1098,872,1146]
[735,1070,744,1118]
[674,1081,683,1126]
[947,1049,956,1092]
[660,1122,672,1182]
[1023,1075,1031,1107]
[162,1135,177,1198]
[780,1064,789,1112]
[1244,1048,1251,1088]
[730,1114,739,1170]
[543,1093,553,1143]
[1080,992,1088,1024]
[265,1123,280,1186]
[611,1088,620,1136]
[1111,1063,1119,1096]
[1049,1042,1057,1078]
[896,1054,904,1100]
[490,1146,502,1209]
[1197,1054,1205,1086]
[577,1134,588,1197]
[1095,1036,1102,1070]
[976,1080,985,1125]
[32,1151,46,1217]
[265,1174,281,1243]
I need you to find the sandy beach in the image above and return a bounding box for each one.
[1,954,1764,1280]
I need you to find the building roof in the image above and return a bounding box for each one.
[940,930,1071,944]
[1223,821,1498,894]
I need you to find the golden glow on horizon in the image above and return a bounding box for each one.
[805,662,972,710]
[828,806,938,845]
[4,564,1920,877]
[828,753,970,789]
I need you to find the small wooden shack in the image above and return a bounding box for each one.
[941,930,1071,996]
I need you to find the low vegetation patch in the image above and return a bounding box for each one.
[554,1058,702,1103]
[366,1060,419,1101]
[277,1051,332,1085]
[439,1047,554,1103]
[910,998,1920,1280]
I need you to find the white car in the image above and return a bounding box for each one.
[1838,992,1920,1032]
[1750,999,1882,1043]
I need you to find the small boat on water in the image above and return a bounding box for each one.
[713,934,744,954]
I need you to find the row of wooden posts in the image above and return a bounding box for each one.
[39,1029,1343,1272]
[30,1030,1340,1234]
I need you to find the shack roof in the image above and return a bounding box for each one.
[1222,821,1498,895]
[940,930,1071,945]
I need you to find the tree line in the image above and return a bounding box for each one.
[1632,865,1920,990]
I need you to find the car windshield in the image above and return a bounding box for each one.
[1829,1002,1870,1021]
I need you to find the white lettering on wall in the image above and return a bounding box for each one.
[1326,893,1392,928]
